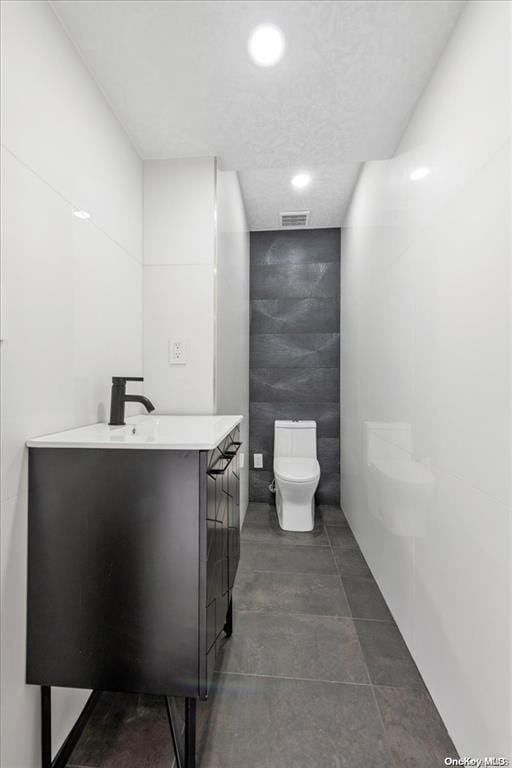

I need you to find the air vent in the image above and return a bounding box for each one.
[280,210,310,228]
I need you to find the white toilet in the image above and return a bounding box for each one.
[273,420,321,532]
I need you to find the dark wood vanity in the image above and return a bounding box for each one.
[26,418,242,768]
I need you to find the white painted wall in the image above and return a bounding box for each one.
[143,158,216,413]
[0,2,143,766]
[216,170,250,522]
[340,0,510,758]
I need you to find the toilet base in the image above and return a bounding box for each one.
[276,489,315,532]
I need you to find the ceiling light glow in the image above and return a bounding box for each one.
[409,167,430,181]
[73,210,91,220]
[291,172,311,190]
[248,24,285,67]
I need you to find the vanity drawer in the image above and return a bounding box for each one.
[201,424,241,696]
[207,473,217,520]
[207,538,223,603]
[216,483,229,525]
[206,600,216,652]
[205,636,217,690]
[228,495,240,591]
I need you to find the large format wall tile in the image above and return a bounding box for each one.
[250,402,340,439]
[251,229,341,265]
[251,262,340,300]
[250,469,340,505]
[249,470,274,503]
[251,298,340,334]
[250,334,340,369]
[249,229,341,504]
[1,5,144,765]
[340,3,511,757]
[317,438,341,474]
[316,474,341,505]
[251,368,339,404]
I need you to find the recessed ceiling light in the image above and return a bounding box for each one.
[409,167,430,181]
[73,210,90,219]
[291,172,311,190]
[248,24,285,67]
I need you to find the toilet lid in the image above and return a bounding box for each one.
[274,457,320,483]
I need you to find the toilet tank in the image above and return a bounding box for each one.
[274,420,317,459]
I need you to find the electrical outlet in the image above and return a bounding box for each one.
[168,338,187,365]
[254,453,263,469]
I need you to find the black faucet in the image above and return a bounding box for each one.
[109,377,155,426]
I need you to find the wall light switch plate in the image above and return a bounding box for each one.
[168,338,187,365]
[254,453,263,469]
[239,452,245,469]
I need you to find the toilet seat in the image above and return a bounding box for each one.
[274,457,320,483]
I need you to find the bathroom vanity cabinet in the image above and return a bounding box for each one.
[26,415,242,768]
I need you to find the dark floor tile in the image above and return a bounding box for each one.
[355,620,424,688]
[326,523,359,549]
[242,502,277,527]
[67,693,174,768]
[240,541,337,575]
[242,512,329,547]
[216,611,368,683]
[234,570,350,617]
[375,686,458,767]
[333,548,373,578]
[318,504,348,526]
[197,673,393,768]
[343,577,393,620]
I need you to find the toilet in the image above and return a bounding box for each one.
[273,420,321,532]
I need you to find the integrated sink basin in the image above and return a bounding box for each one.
[27,413,243,450]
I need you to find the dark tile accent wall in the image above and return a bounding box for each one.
[250,229,341,504]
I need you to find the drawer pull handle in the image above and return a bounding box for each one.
[222,441,242,458]
[208,454,233,476]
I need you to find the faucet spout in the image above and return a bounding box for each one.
[109,377,155,426]
[125,394,155,413]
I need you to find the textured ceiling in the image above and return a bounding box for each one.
[239,163,362,231]
[51,0,465,229]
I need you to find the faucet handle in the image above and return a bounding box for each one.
[112,376,144,384]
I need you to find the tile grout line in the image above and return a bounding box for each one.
[219,669,426,694]
[219,670,371,687]
[322,508,399,768]
[323,509,356,622]
[1,144,143,268]
[368,675,399,768]
[232,605,395,623]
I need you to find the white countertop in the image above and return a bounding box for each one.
[27,414,243,450]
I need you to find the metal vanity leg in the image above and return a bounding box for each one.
[165,696,183,768]
[40,686,100,768]
[223,598,233,638]
[41,686,52,768]
[184,698,196,768]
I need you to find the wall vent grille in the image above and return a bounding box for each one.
[280,210,310,228]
